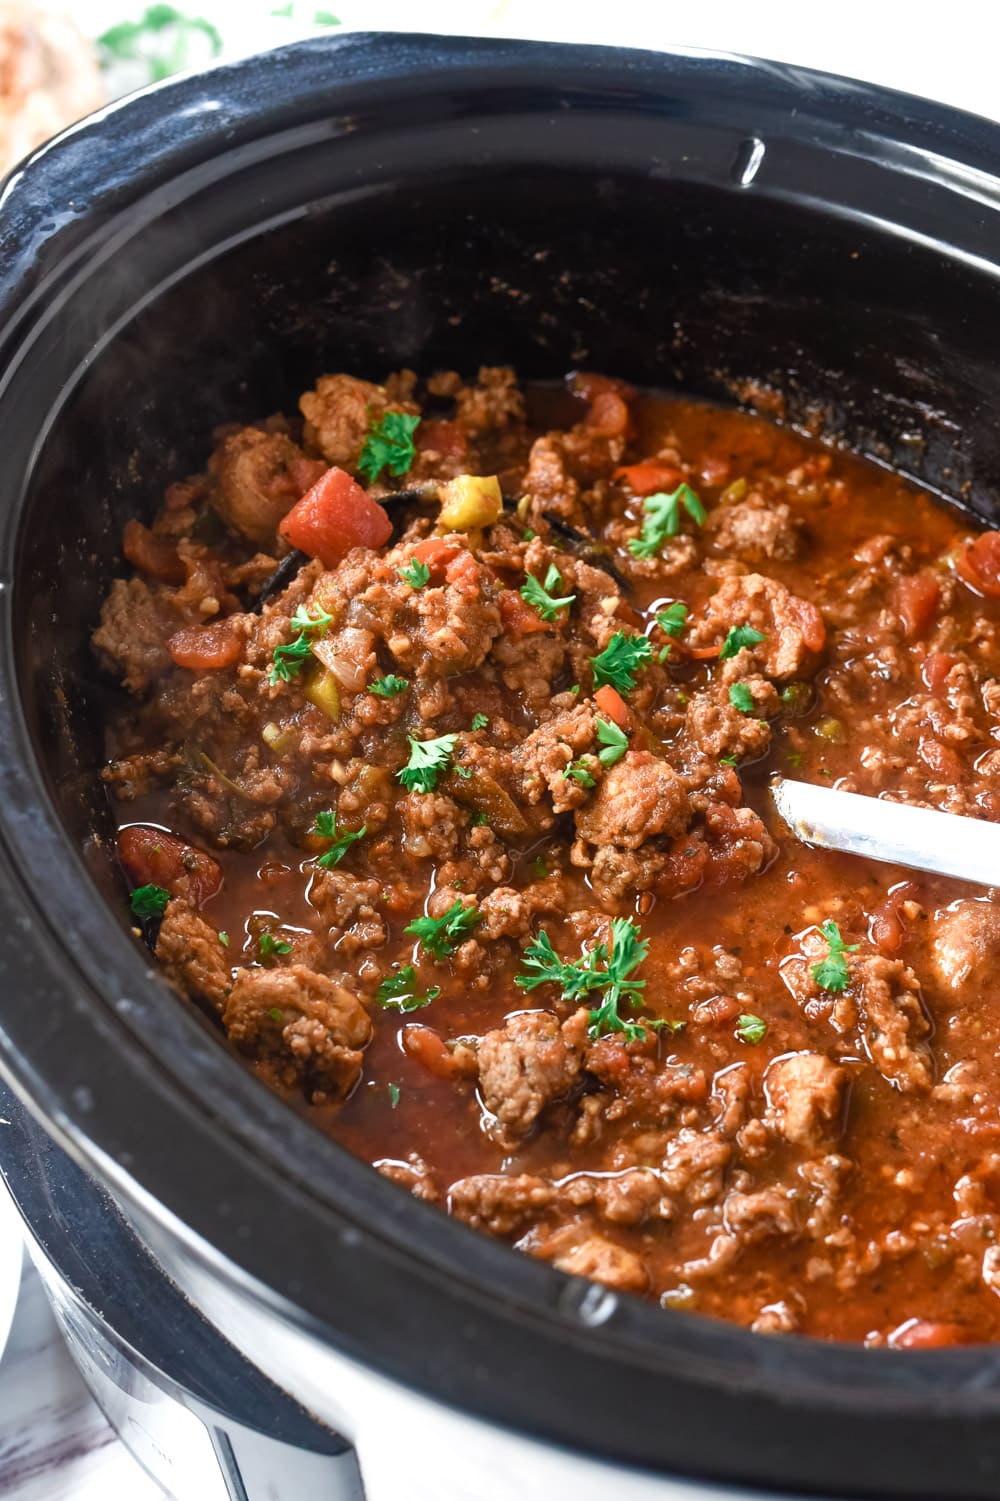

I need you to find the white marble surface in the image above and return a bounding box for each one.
[0,1247,163,1500]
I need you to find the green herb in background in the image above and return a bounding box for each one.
[98,4,222,83]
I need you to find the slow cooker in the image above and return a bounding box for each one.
[2,32,1000,1501]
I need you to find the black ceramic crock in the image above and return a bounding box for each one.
[2,32,1000,1499]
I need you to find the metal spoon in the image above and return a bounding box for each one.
[770,776,1000,887]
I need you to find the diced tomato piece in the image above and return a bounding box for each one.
[416,419,468,463]
[123,519,185,584]
[594,684,631,729]
[888,1318,969,1350]
[613,462,684,497]
[788,596,827,654]
[918,736,963,781]
[410,535,462,571]
[287,456,329,494]
[279,467,391,567]
[402,1024,464,1079]
[895,572,940,639]
[922,651,956,693]
[443,550,483,596]
[957,531,1000,599]
[167,620,242,670]
[118,825,222,908]
[499,589,551,636]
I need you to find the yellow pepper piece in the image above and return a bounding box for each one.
[438,474,503,532]
[305,665,341,721]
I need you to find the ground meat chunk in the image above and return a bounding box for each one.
[855,954,934,1092]
[709,496,803,562]
[299,373,418,468]
[702,803,778,888]
[725,1186,800,1244]
[661,1128,731,1204]
[208,427,323,547]
[688,572,826,680]
[764,1052,847,1148]
[155,900,230,1011]
[355,541,502,678]
[546,1233,649,1294]
[377,1154,438,1203]
[682,683,775,765]
[523,433,579,516]
[448,1173,554,1234]
[451,365,525,433]
[929,899,1000,991]
[478,875,566,941]
[309,869,387,955]
[573,750,692,850]
[223,964,371,1101]
[477,1009,587,1143]
[515,703,598,813]
[92,577,177,693]
[398,791,464,862]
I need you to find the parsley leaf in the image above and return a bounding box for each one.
[590,631,653,694]
[268,604,333,685]
[259,932,292,959]
[736,1013,768,1045]
[130,883,170,921]
[98,5,222,83]
[398,557,431,589]
[520,563,576,622]
[809,920,859,993]
[728,682,755,714]
[357,411,421,485]
[656,602,689,638]
[628,485,707,559]
[388,1082,401,1108]
[405,900,481,958]
[398,733,458,794]
[312,810,366,868]
[719,624,767,660]
[369,674,409,697]
[515,917,666,1042]
[470,712,489,731]
[562,760,596,787]
[596,717,629,767]
[218,930,229,947]
[376,964,440,1011]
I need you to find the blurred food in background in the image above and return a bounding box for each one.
[0,2,104,175]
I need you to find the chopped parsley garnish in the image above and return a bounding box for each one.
[473,812,489,826]
[130,884,170,921]
[728,682,755,715]
[809,920,859,993]
[719,624,767,660]
[736,1013,768,1045]
[398,733,458,793]
[656,602,689,638]
[259,933,292,959]
[218,930,229,947]
[516,917,666,1043]
[398,557,431,589]
[405,900,481,959]
[358,411,421,485]
[268,603,333,685]
[520,563,576,622]
[454,765,473,779]
[596,717,629,767]
[786,749,804,768]
[369,674,409,697]
[312,810,367,868]
[563,760,596,787]
[268,1006,284,1022]
[590,631,653,694]
[388,1082,401,1108]
[720,754,739,768]
[471,712,489,731]
[376,965,440,1011]
[628,485,707,559]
